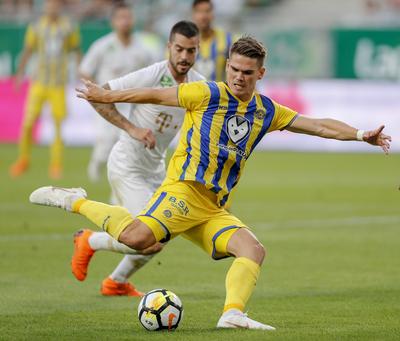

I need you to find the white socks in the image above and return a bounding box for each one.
[110,254,154,283]
[88,231,139,254]
[88,231,154,283]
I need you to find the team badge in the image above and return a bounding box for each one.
[226,115,251,144]
[255,108,266,120]
[160,75,173,87]
[163,209,172,218]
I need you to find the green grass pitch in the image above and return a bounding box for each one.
[0,144,399,340]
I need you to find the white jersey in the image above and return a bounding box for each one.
[80,32,158,117]
[79,32,155,84]
[108,60,205,174]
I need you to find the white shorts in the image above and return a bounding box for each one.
[107,144,165,216]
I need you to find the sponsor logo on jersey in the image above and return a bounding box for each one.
[168,196,189,216]
[217,143,248,159]
[160,75,173,87]
[226,115,251,144]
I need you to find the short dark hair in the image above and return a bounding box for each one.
[192,0,213,9]
[111,2,131,17]
[229,36,267,66]
[169,20,199,42]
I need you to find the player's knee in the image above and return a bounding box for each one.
[119,220,156,250]
[253,241,266,264]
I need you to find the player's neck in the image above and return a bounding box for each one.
[200,27,214,40]
[116,32,131,46]
[167,62,187,84]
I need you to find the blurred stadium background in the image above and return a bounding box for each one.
[0,1,399,339]
[0,0,399,151]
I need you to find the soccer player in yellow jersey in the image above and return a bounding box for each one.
[192,0,234,81]
[30,37,391,330]
[10,0,81,179]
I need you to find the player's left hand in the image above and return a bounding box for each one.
[76,79,109,102]
[363,125,392,154]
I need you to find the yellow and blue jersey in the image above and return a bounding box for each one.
[196,28,234,81]
[165,81,298,207]
[25,16,80,86]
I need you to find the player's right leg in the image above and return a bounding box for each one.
[10,82,45,177]
[95,157,164,295]
[29,185,157,250]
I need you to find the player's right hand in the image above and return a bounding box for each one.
[128,126,156,149]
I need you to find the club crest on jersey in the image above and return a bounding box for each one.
[255,108,266,120]
[226,115,251,144]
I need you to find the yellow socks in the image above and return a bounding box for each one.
[72,199,133,240]
[224,257,261,312]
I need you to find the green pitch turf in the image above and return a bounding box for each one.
[0,144,399,340]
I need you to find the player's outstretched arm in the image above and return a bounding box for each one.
[80,82,156,149]
[76,79,180,107]
[287,116,392,154]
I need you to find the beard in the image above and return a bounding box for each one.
[170,60,192,76]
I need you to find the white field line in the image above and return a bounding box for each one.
[252,215,400,230]
[0,215,398,243]
[0,233,71,242]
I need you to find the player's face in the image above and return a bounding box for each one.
[112,8,134,35]
[168,33,199,76]
[226,53,265,101]
[44,0,62,17]
[192,2,214,31]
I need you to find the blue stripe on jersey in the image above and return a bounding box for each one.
[210,40,217,80]
[220,192,230,207]
[249,95,276,156]
[224,97,257,200]
[195,82,220,184]
[211,225,239,259]
[210,91,239,193]
[146,191,167,215]
[179,125,194,181]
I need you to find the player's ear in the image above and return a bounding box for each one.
[258,66,266,80]
[225,59,230,72]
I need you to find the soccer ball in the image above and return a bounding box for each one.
[138,289,183,331]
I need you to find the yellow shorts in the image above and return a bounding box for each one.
[23,82,66,127]
[137,181,247,260]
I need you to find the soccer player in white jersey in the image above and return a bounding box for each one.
[72,20,204,296]
[79,3,162,182]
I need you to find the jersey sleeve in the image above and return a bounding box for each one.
[177,81,209,110]
[24,24,37,50]
[108,63,160,90]
[268,101,298,132]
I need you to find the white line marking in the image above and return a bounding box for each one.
[0,216,398,243]
[253,215,400,230]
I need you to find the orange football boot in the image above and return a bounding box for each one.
[101,277,144,297]
[9,158,29,178]
[71,229,95,281]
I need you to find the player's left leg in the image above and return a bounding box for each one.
[10,82,45,177]
[183,211,275,331]
[48,86,67,179]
